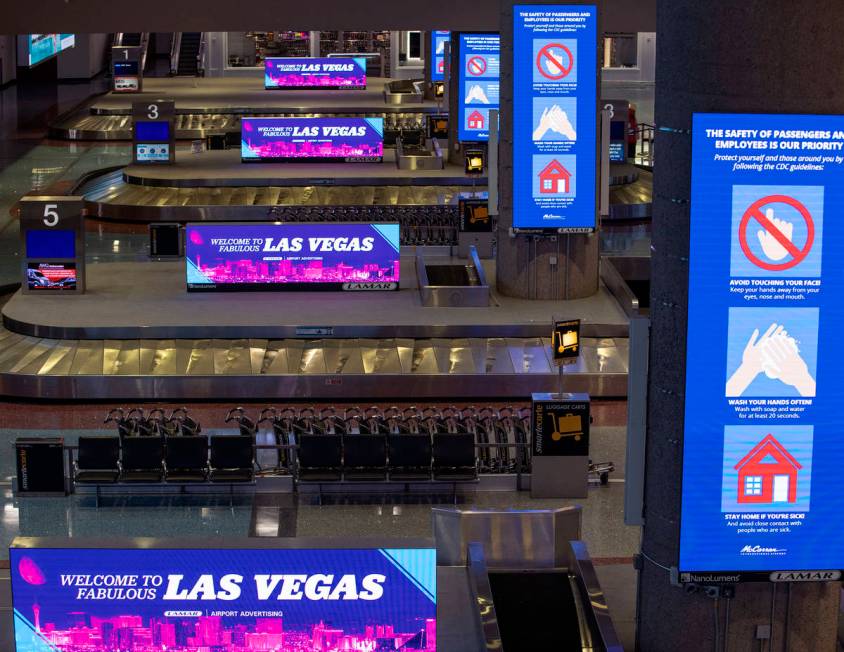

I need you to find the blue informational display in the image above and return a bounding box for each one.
[134,120,171,141]
[25,34,75,67]
[512,6,597,232]
[25,230,76,259]
[680,113,844,583]
[10,545,437,651]
[457,34,500,142]
[135,143,170,163]
[430,30,451,82]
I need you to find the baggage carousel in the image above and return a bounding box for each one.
[50,77,441,141]
[0,259,631,400]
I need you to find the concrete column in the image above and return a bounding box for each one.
[639,1,843,650]
[496,0,600,300]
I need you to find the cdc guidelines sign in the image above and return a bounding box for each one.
[679,113,844,583]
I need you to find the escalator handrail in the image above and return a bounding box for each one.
[568,541,624,652]
[466,542,505,651]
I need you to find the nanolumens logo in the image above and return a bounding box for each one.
[740,545,786,555]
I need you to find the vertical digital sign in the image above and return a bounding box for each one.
[680,113,844,583]
[430,31,451,82]
[457,34,500,143]
[512,5,598,232]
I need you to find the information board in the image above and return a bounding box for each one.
[241,117,384,163]
[430,31,451,82]
[457,34,500,142]
[680,113,844,583]
[22,34,75,67]
[20,196,85,294]
[264,57,367,89]
[186,222,400,292]
[512,5,597,232]
[10,544,437,651]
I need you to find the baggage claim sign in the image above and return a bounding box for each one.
[10,545,437,651]
[680,114,844,583]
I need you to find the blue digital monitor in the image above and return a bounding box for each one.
[135,120,171,141]
[23,34,75,67]
[512,5,598,232]
[25,229,76,259]
[430,30,451,82]
[680,112,844,583]
[457,33,500,143]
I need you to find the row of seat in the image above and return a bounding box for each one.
[296,433,478,483]
[74,435,254,485]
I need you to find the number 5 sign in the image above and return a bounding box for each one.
[19,196,86,294]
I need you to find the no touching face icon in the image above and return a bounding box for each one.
[738,194,814,271]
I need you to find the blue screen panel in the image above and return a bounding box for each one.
[457,34,500,143]
[135,121,170,141]
[680,113,844,583]
[25,230,75,259]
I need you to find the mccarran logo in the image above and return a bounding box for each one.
[741,545,787,556]
[342,282,398,291]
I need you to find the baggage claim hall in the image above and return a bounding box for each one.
[0,1,841,650]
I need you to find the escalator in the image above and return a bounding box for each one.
[176,32,202,76]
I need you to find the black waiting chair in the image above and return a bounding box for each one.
[343,435,388,481]
[433,434,478,481]
[388,434,432,481]
[209,435,254,483]
[74,436,121,484]
[120,437,165,482]
[296,435,343,482]
[164,436,208,482]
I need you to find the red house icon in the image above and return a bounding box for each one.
[467,110,485,130]
[734,434,802,504]
[538,159,573,194]
[438,59,445,73]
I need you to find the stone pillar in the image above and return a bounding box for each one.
[639,1,843,650]
[496,0,599,300]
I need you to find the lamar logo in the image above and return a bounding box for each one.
[343,282,398,291]
[770,571,841,582]
[740,545,787,556]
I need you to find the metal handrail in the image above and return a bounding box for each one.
[170,32,182,75]
[466,542,505,651]
[197,33,207,77]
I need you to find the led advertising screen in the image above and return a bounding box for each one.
[114,61,140,92]
[430,31,450,82]
[26,262,77,291]
[264,57,367,89]
[186,222,401,291]
[241,117,384,163]
[457,34,500,142]
[10,545,437,651]
[24,34,75,67]
[134,121,170,141]
[679,113,844,583]
[512,5,597,233]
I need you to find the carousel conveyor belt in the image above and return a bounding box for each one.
[76,169,650,222]
[0,329,627,400]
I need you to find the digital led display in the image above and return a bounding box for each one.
[135,143,170,163]
[680,113,844,583]
[457,34,500,142]
[264,57,367,89]
[24,33,75,67]
[25,230,75,259]
[10,545,437,651]
[430,31,450,82]
[134,121,170,141]
[26,262,76,291]
[512,5,597,232]
[241,117,384,163]
[186,222,401,291]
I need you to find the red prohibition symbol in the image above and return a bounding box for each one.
[466,56,487,76]
[738,194,814,271]
[536,43,574,80]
